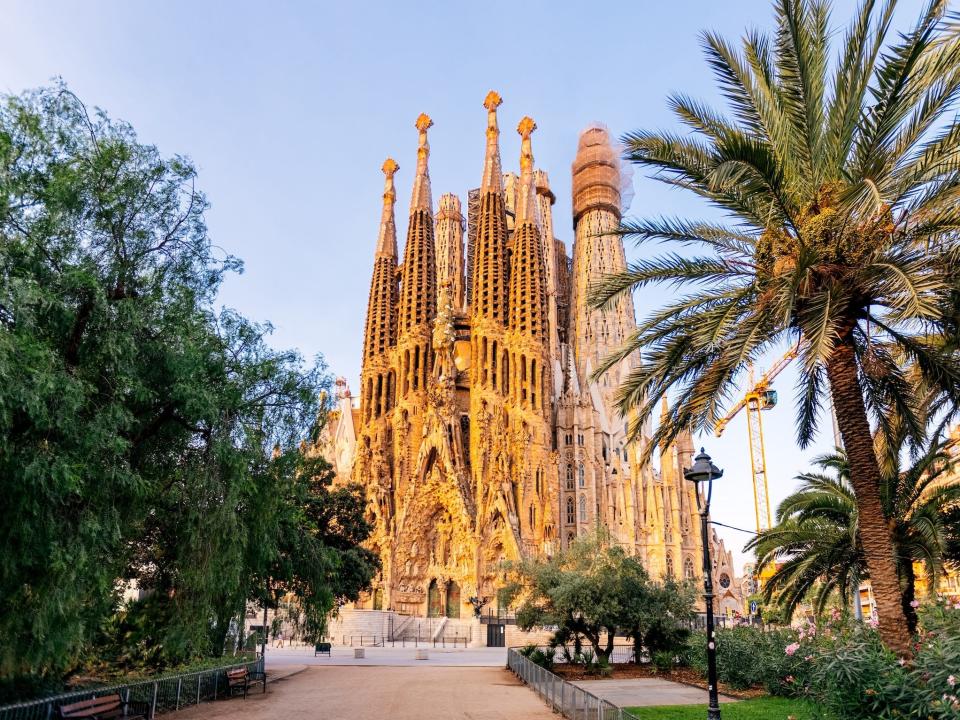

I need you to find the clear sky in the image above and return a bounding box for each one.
[1,0,928,571]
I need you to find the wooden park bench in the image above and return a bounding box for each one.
[226,666,266,698]
[58,693,149,719]
[314,641,332,657]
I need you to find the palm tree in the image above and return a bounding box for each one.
[746,438,960,632]
[590,0,960,654]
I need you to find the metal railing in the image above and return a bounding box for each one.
[507,648,630,720]
[0,656,263,720]
[340,634,469,648]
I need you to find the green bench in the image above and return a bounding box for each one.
[314,641,332,656]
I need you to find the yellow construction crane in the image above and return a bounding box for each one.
[714,343,801,533]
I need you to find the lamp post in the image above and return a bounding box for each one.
[684,447,723,720]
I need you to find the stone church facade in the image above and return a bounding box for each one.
[326,92,741,619]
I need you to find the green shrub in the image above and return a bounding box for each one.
[685,625,808,693]
[684,600,960,718]
[518,644,556,671]
[805,599,960,719]
[652,650,675,673]
[518,643,539,659]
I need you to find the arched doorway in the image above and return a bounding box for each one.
[427,579,442,617]
[445,581,460,618]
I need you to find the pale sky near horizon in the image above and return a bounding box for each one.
[1,0,929,573]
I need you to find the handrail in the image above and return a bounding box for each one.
[507,648,630,720]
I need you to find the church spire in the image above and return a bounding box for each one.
[471,92,509,327]
[480,91,503,194]
[398,113,437,340]
[361,158,401,420]
[509,116,548,344]
[376,158,399,257]
[410,113,433,214]
[515,116,538,225]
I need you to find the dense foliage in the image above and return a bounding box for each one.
[500,530,696,664]
[591,0,960,654]
[685,600,960,718]
[0,85,377,683]
[748,437,960,629]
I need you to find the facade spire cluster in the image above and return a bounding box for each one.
[343,93,743,621]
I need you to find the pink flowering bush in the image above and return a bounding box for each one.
[685,625,812,693]
[684,600,960,718]
[803,598,960,719]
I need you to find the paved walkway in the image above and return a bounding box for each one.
[573,678,739,707]
[174,666,556,720]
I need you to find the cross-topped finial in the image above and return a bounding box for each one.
[415,113,433,132]
[517,116,537,139]
[381,158,399,177]
[483,91,502,111]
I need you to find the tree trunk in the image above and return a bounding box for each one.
[901,560,917,635]
[826,341,912,657]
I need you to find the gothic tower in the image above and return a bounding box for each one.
[396,113,438,428]
[570,124,639,421]
[507,117,556,552]
[435,193,465,310]
[469,91,510,501]
[361,158,400,425]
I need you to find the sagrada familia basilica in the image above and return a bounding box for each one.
[323,92,743,621]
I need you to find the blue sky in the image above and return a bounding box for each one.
[1,0,928,570]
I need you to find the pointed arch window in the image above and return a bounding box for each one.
[566,466,574,490]
[665,553,675,578]
[579,494,587,522]
[683,557,696,580]
[566,497,575,525]
[578,464,585,488]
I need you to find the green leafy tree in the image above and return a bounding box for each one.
[746,437,960,631]
[500,530,626,663]
[0,84,376,680]
[500,529,696,663]
[590,0,960,654]
[618,569,696,664]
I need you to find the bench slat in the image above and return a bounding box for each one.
[59,694,123,718]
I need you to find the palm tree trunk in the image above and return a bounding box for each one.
[901,560,917,635]
[825,340,912,657]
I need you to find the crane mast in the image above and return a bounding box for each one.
[714,343,800,533]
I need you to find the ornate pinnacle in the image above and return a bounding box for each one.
[410,114,433,213]
[415,113,434,133]
[377,158,398,256]
[382,157,398,204]
[517,116,537,139]
[516,117,539,225]
[481,91,503,193]
[382,157,399,178]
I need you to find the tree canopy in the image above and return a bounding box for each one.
[499,530,696,663]
[0,84,377,681]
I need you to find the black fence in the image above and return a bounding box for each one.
[0,656,263,720]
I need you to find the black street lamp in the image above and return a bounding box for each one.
[684,447,724,720]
